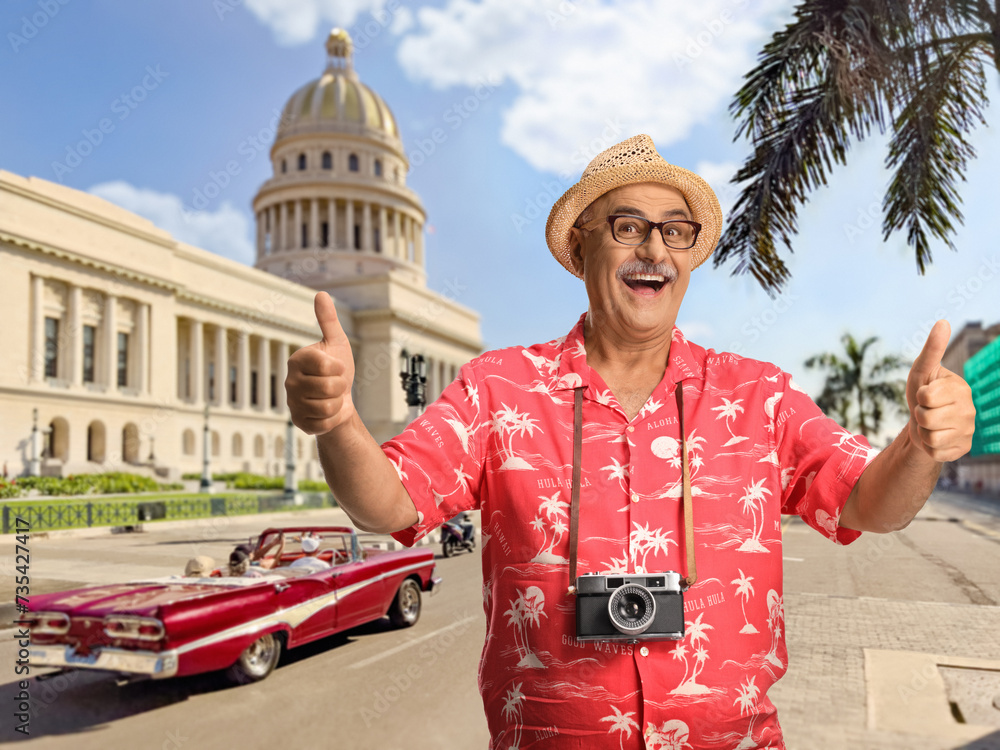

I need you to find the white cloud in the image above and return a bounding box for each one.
[397,0,792,174]
[88,181,255,265]
[243,0,392,45]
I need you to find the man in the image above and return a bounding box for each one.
[288,533,330,573]
[285,134,975,748]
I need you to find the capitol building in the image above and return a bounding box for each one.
[0,30,482,481]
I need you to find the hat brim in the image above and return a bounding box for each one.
[545,164,723,278]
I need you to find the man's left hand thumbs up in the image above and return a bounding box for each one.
[906,320,976,462]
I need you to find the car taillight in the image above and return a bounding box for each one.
[29,612,70,635]
[103,616,164,641]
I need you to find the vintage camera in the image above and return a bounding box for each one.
[575,572,684,642]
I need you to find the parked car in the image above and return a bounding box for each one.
[26,526,440,684]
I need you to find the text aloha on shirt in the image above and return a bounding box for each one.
[385,313,877,750]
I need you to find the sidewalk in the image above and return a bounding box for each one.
[772,496,1000,749]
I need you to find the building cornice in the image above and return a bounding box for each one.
[0,230,180,293]
[353,307,482,352]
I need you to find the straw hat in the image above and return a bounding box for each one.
[545,134,723,278]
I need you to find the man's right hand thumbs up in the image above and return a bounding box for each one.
[285,292,357,436]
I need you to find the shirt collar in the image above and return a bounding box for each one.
[554,312,704,393]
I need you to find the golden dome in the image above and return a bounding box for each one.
[275,29,399,142]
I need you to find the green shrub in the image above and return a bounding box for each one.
[231,473,283,490]
[157,482,185,491]
[297,479,329,492]
[0,479,22,499]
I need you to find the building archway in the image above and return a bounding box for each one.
[47,417,70,463]
[254,434,265,458]
[211,430,221,457]
[122,423,141,464]
[275,436,284,459]
[232,433,243,457]
[87,421,106,463]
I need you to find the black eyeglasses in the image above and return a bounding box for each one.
[578,214,701,250]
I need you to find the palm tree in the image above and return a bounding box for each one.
[600,706,640,750]
[805,332,907,437]
[732,569,759,634]
[718,0,997,292]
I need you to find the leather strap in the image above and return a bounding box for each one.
[676,384,697,588]
[568,384,697,593]
[568,386,583,591]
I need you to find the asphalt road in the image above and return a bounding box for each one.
[1,490,998,749]
[0,510,491,749]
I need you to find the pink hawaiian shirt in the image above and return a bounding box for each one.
[385,313,877,749]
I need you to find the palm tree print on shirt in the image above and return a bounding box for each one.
[629,521,677,573]
[490,403,541,470]
[670,612,714,695]
[530,492,569,564]
[644,719,692,750]
[711,397,749,446]
[733,676,761,750]
[764,590,784,668]
[731,569,759,634]
[500,681,525,750]
[737,478,771,553]
[600,706,640,750]
[504,586,547,669]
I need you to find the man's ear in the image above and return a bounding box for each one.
[568,227,585,276]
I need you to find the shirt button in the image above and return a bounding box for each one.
[631,492,639,503]
[645,725,654,737]
[627,425,635,433]
[639,646,649,657]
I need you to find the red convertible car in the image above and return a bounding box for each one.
[25,526,440,684]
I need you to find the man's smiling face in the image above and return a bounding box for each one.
[568,182,693,343]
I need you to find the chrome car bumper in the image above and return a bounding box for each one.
[29,644,179,679]
[427,576,443,596]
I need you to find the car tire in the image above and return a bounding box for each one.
[389,578,422,628]
[225,632,281,684]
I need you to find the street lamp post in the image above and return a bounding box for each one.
[283,418,296,500]
[399,349,428,422]
[29,408,40,477]
[200,403,212,491]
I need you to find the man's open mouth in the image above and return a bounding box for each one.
[621,272,669,294]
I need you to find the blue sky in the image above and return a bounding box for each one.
[3,0,998,443]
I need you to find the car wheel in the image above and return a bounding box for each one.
[389,579,422,628]
[225,632,281,684]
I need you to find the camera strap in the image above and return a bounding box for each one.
[567,383,697,593]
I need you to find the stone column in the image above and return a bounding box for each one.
[215,325,228,406]
[393,210,402,260]
[378,205,387,254]
[135,302,148,394]
[361,202,372,252]
[257,336,270,411]
[189,319,203,403]
[104,294,118,389]
[31,275,43,382]
[277,202,286,253]
[309,198,318,251]
[255,211,263,258]
[238,330,250,409]
[274,341,288,415]
[415,220,425,266]
[68,285,82,386]
[328,198,337,248]
[294,199,303,250]
[346,200,355,250]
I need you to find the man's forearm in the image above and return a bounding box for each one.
[316,411,419,533]
[840,422,942,533]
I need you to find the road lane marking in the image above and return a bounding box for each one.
[960,520,1000,541]
[348,615,479,670]
[782,557,804,562]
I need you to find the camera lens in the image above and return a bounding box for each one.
[607,584,655,636]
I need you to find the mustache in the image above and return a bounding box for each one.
[616,259,678,283]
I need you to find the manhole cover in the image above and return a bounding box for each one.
[939,667,1000,728]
